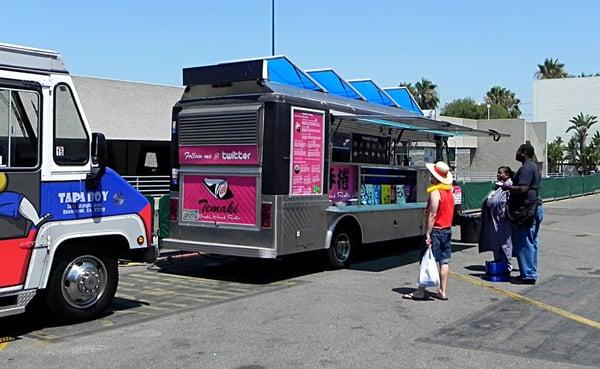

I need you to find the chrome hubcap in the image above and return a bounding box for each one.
[334,233,351,262]
[61,255,107,309]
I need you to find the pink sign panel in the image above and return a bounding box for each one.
[328,164,358,203]
[290,108,325,196]
[179,145,258,165]
[182,174,257,227]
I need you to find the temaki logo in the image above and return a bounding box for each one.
[202,178,233,199]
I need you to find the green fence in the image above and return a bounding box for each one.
[459,174,600,211]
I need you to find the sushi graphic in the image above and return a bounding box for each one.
[202,178,233,200]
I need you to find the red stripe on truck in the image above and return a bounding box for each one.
[0,230,36,288]
[139,204,152,246]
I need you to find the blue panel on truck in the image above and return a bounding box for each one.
[41,168,149,221]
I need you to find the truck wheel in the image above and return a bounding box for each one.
[46,249,118,322]
[327,227,354,269]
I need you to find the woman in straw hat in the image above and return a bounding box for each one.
[403,161,454,300]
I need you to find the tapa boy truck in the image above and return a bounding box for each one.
[0,43,157,321]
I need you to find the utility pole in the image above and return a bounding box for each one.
[271,0,275,56]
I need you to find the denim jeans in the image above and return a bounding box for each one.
[431,228,452,265]
[512,205,544,280]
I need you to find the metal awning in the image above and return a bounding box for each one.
[331,114,510,141]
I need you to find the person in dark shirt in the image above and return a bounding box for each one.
[502,144,543,284]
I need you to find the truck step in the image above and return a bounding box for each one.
[0,290,37,318]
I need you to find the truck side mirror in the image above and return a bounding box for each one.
[86,132,108,189]
[91,132,108,167]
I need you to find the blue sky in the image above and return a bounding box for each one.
[3,1,600,119]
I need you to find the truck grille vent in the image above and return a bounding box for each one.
[178,111,258,145]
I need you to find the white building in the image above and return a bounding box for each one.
[72,76,183,177]
[443,117,547,178]
[533,76,600,142]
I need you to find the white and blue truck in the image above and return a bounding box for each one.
[0,43,157,321]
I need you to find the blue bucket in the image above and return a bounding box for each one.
[485,260,510,276]
[484,274,511,282]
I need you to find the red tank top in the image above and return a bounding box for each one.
[433,189,454,228]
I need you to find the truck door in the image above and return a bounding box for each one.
[0,79,45,288]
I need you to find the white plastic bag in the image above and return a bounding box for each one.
[418,248,440,287]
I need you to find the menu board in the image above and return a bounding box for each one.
[289,107,325,196]
[351,134,390,164]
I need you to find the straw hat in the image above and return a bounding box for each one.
[425,161,453,185]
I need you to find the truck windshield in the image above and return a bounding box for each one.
[53,83,89,165]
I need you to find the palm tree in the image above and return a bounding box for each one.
[547,137,564,173]
[565,137,578,165]
[566,113,598,174]
[535,58,568,79]
[414,78,439,110]
[485,86,522,118]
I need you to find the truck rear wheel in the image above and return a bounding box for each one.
[46,248,118,322]
[327,227,355,269]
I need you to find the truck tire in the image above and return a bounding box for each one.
[46,248,118,322]
[327,227,355,269]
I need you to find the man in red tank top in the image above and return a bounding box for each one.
[404,161,454,301]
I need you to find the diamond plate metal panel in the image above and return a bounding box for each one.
[280,199,329,255]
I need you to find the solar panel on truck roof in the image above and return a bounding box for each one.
[306,69,365,100]
[384,87,423,115]
[348,79,398,107]
[266,57,324,91]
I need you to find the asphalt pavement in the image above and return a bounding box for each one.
[1,194,599,369]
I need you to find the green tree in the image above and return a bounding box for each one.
[441,98,511,120]
[414,78,439,110]
[547,137,564,173]
[535,58,568,79]
[566,113,598,174]
[485,86,521,118]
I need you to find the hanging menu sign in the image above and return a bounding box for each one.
[289,107,325,196]
[351,133,390,164]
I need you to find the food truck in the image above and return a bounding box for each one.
[161,57,505,268]
[0,43,157,320]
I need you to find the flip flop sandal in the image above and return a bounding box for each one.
[435,292,448,301]
[402,292,427,300]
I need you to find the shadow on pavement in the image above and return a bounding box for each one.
[152,250,328,284]
[391,287,436,301]
[464,264,486,272]
[351,239,478,273]
[0,297,146,338]
[153,237,480,281]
